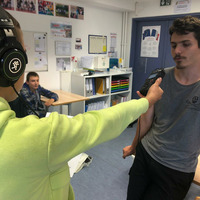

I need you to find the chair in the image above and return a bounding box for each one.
[9,97,28,118]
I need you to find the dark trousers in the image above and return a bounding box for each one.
[127,142,194,200]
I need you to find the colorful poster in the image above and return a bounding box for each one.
[38,0,54,16]
[70,5,84,20]
[0,0,14,10]
[16,0,36,13]
[55,3,69,18]
[51,21,72,38]
[140,26,161,58]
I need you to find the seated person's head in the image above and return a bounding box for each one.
[0,8,27,102]
[26,72,39,92]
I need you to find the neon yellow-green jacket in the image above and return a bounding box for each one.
[0,97,148,200]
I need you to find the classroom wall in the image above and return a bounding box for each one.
[7,0,123,90]
[125,0,200,68]
[7,0,200,90]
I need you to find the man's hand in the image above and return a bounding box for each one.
[123,145,135,159]
[137,78,163,108]
[44,99,55,107]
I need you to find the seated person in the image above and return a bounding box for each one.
[20,72,58,118]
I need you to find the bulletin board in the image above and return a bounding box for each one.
[23,31,48,72]
[88,35,107,54]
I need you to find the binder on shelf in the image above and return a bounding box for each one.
[105,77,109,94]
[103,79,105,94]
[95,78,105,94]
[89,78,93,96]
[85,79,90,97]
[111,94,128,106]
[92,78,96,95]
[85,100,106,112]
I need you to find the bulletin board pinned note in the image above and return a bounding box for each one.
[23,31,48,71]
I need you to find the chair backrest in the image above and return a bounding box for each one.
[9,97,28,118]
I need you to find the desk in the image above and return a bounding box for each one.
[193,155,200,186]
[41,90,89,115]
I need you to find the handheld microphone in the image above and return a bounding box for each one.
[139,68,165,96]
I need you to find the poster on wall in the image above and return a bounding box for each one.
[70,5,84,20]
[51,21,72,38]
[38,0,54,16]
[55,3,69,18]
[34,33,46,52]
[33,33,48,70]
[174,0,192,13]
[34,51,48,70]
[23,31,48,72]
[140,26,161,58]
[108,33,117,57]
[56,57,71,71]
[16,0,36,13]
[55,41,71,56]
[0,0,14,10]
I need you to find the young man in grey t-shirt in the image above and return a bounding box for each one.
[123,15,200,200]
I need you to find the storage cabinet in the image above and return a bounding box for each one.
[61,71,132,116]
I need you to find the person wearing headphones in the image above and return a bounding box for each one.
[20,71,58,118]
[0,7,163,200]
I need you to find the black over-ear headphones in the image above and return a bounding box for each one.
[0,6,27,87]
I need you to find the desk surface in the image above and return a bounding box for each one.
[41,90,89,106]
[193,155,200,186]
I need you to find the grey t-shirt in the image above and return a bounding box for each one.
[142,67,200,173]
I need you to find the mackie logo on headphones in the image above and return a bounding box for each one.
[9,58,21,74]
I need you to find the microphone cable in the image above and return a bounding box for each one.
[11,83,40,118]
[137,116,141,143]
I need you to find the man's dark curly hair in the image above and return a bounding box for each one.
[169,15,200,47]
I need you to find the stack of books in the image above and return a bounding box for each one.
[111,77,129,93]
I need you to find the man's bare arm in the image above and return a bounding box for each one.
[122,106,154,158]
